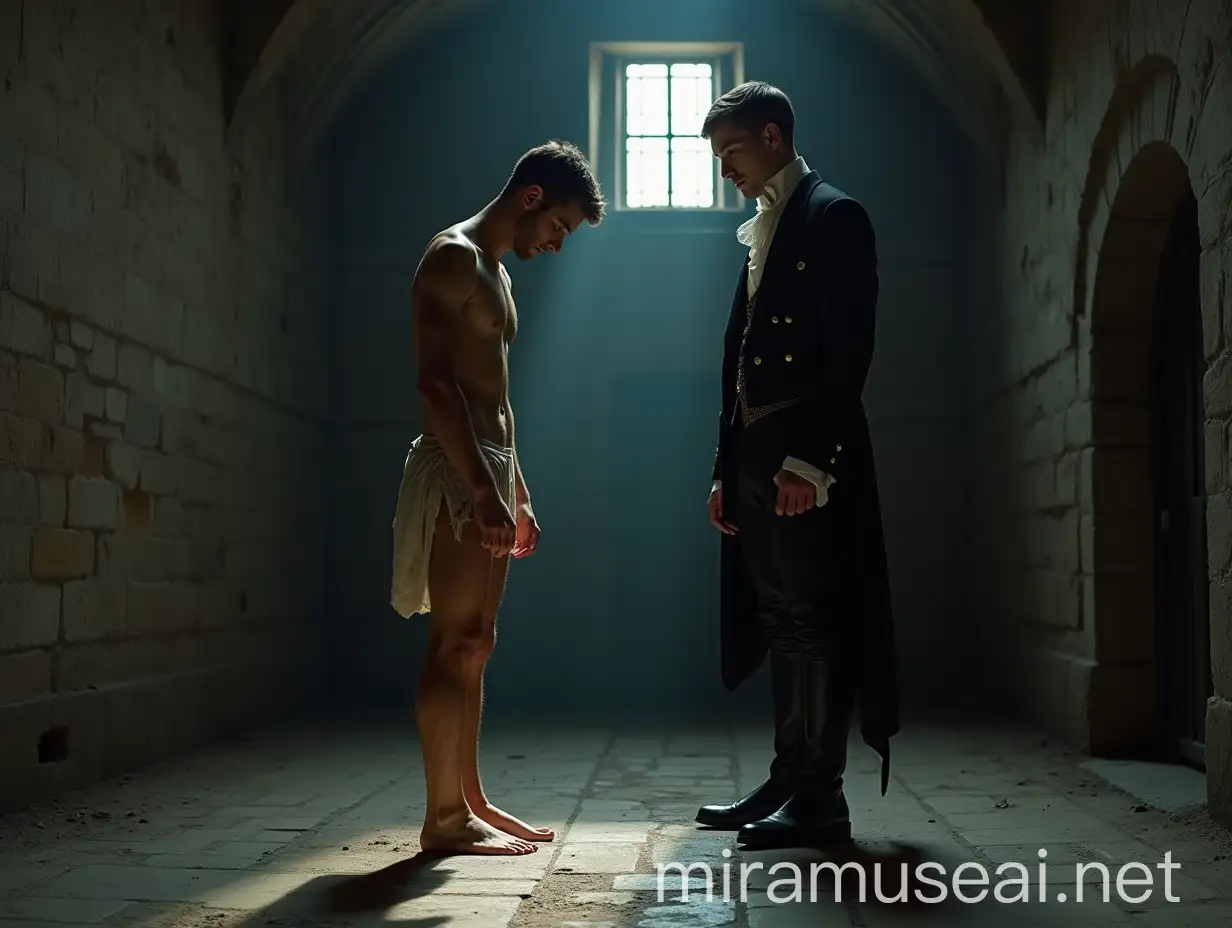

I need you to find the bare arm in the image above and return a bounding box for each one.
[495,265,530,506]
[504,396,529,504]
[414,240,502,499]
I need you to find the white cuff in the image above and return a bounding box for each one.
[782,456,834,504]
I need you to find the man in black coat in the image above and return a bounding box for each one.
[695,81,899,849]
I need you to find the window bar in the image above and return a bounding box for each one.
[670,62,680,205]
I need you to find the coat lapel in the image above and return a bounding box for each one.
[725,263,749,343]
[755,171,820,303]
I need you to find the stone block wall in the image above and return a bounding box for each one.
[0,0,330,808]
[972,0,1232,823]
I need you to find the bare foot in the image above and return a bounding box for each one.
[472,801,555,842]
[420,812,538,855]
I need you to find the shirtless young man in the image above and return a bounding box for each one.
[390,140,605,856]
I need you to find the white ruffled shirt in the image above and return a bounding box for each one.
[740,156,807,298]
[715,156,834,504]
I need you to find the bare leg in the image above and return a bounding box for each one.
[416,505,536,856]
[462,556,555,842]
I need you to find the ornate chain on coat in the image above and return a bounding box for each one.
[735,292,804,427]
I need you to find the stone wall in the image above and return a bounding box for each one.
[973,0,1232,823]
[0,0,330,809]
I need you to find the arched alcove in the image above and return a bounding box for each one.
[1073,55,1183,323]
[1083,142,1208,766]
[1069,50,1217,770]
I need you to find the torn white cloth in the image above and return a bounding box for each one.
[389,433,516,618]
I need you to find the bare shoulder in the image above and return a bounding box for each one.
[415,230,481,305]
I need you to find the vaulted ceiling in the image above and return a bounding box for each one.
[222,0,1046,161]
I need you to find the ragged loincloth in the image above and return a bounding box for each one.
[389,433,516,618]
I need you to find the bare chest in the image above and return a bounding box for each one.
[468,265,518,344]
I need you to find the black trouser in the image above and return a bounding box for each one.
[731,421,846,661]
[732,421,858,800]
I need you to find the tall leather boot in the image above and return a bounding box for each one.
[736,658,856,848]
[696,652,805,828]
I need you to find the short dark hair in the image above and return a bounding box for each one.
[505,140,606,225]
[701,81,795,146]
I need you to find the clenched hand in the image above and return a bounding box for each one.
[474,488,517,557]
[773,469,816,516]
[511,500,541,558]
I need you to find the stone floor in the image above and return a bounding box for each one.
[2,714,1231,928]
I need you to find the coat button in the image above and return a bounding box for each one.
[785,354,793,362]
[797,261,806,270]
[753,356,762,365]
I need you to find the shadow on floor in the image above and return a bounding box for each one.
[815,840,944,907]
[740,839,969,911]
[227,853,457,927]
[325,852,454,913]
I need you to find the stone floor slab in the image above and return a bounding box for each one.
[637,899,739,926]
[385,893,521,926]
[0,896,130,924]
[34,866,237,903]
[613,874,711,895]
[1080,759,1209,813]
[566,822,658,843]
[747,899,854,926]
[0,867,69,897]
[553,842,642,874]
[572,891,637,905]
[1122,901,1232,926]
[0,717,1230,928]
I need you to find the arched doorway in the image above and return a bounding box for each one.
[1087,141,1211,767]
[1152,185,1210,767]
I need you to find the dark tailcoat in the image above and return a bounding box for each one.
[712,171,900,787]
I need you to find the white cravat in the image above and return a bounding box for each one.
[738,156,808,299]
[713,156,835,504]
